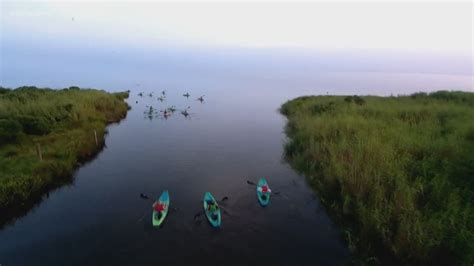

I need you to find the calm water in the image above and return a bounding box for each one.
[2,2,473,263]
[1,62,473,265]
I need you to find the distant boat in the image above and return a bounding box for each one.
[181,106,190,117]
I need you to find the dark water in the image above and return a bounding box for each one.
[1,70,472,265]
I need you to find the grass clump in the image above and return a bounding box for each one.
[0,86,129,209]
[281,91,474,265]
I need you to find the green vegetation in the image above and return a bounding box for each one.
[281,91,474,265]
[0,86,129,209]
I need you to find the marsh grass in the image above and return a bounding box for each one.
[0,86,129,209]
[281,91,474,265]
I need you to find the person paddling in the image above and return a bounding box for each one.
[257,184,271,194]
[258,184,271,201]
[207,200,218,212]
[207,200,219,220]
[153,202,167,218]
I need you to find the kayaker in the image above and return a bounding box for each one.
[154,202,166,212]
[207,201,219,221]
[207,200,218,212]
[257,184,272,194]
[154,202,166,219]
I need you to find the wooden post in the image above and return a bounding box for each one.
[94,130,98,146]
[36,143,43,161]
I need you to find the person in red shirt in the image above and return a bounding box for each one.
[258,184,272,201]
[153,202,166,219]
[258,185,271,194]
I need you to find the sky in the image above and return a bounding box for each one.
[0,1,473,89]
[2,1,472,54]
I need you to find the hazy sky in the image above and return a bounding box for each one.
[1,1,473,89]
[2,1,472,55]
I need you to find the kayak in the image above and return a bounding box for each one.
[203,192,221,228]
[152,190,170,227]
[257,178,271,206]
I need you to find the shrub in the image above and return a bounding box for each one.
[0,87,10,94]
[281,91,474,265]
[353,96,365,105]
[0,86,129,212]
[0,119,23,144]
[344,95,366,105]
[311,102,335,115]
[17,115,51,135]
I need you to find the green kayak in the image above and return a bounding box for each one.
[203,192,221,228]
[152,190,170,227]
[257,178,271,206]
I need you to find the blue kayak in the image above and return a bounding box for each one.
[203,192,221,228]
[257,178,271,206]
[152,190,169,226]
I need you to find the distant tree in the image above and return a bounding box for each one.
[411,92,428,99]
[15,86,39,91]
[344,95,365,105]
[0,87,11,94]
[353,96,366,105]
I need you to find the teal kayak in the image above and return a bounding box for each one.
[152,190,170,227]
[203,192,221,228]
[257,178,271,206]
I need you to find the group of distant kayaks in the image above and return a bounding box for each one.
[151,178,272,228]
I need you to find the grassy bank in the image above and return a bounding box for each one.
[280,91,474,265]
[0,86,129,209]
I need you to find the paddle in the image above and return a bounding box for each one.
[137,193,153,222]
[219,196,229,202]
[194,196,232,222]
[193,210,204,221]
[219,205,233,217]
[194,206,232,221]
[137,209,149,222]
[217,196,233,216]
[247,180,282,196]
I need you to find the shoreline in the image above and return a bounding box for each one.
[280,91,474,265]
[0,87,130,223]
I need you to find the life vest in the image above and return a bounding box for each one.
[209,203,218,212]
[155,203,166,212]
